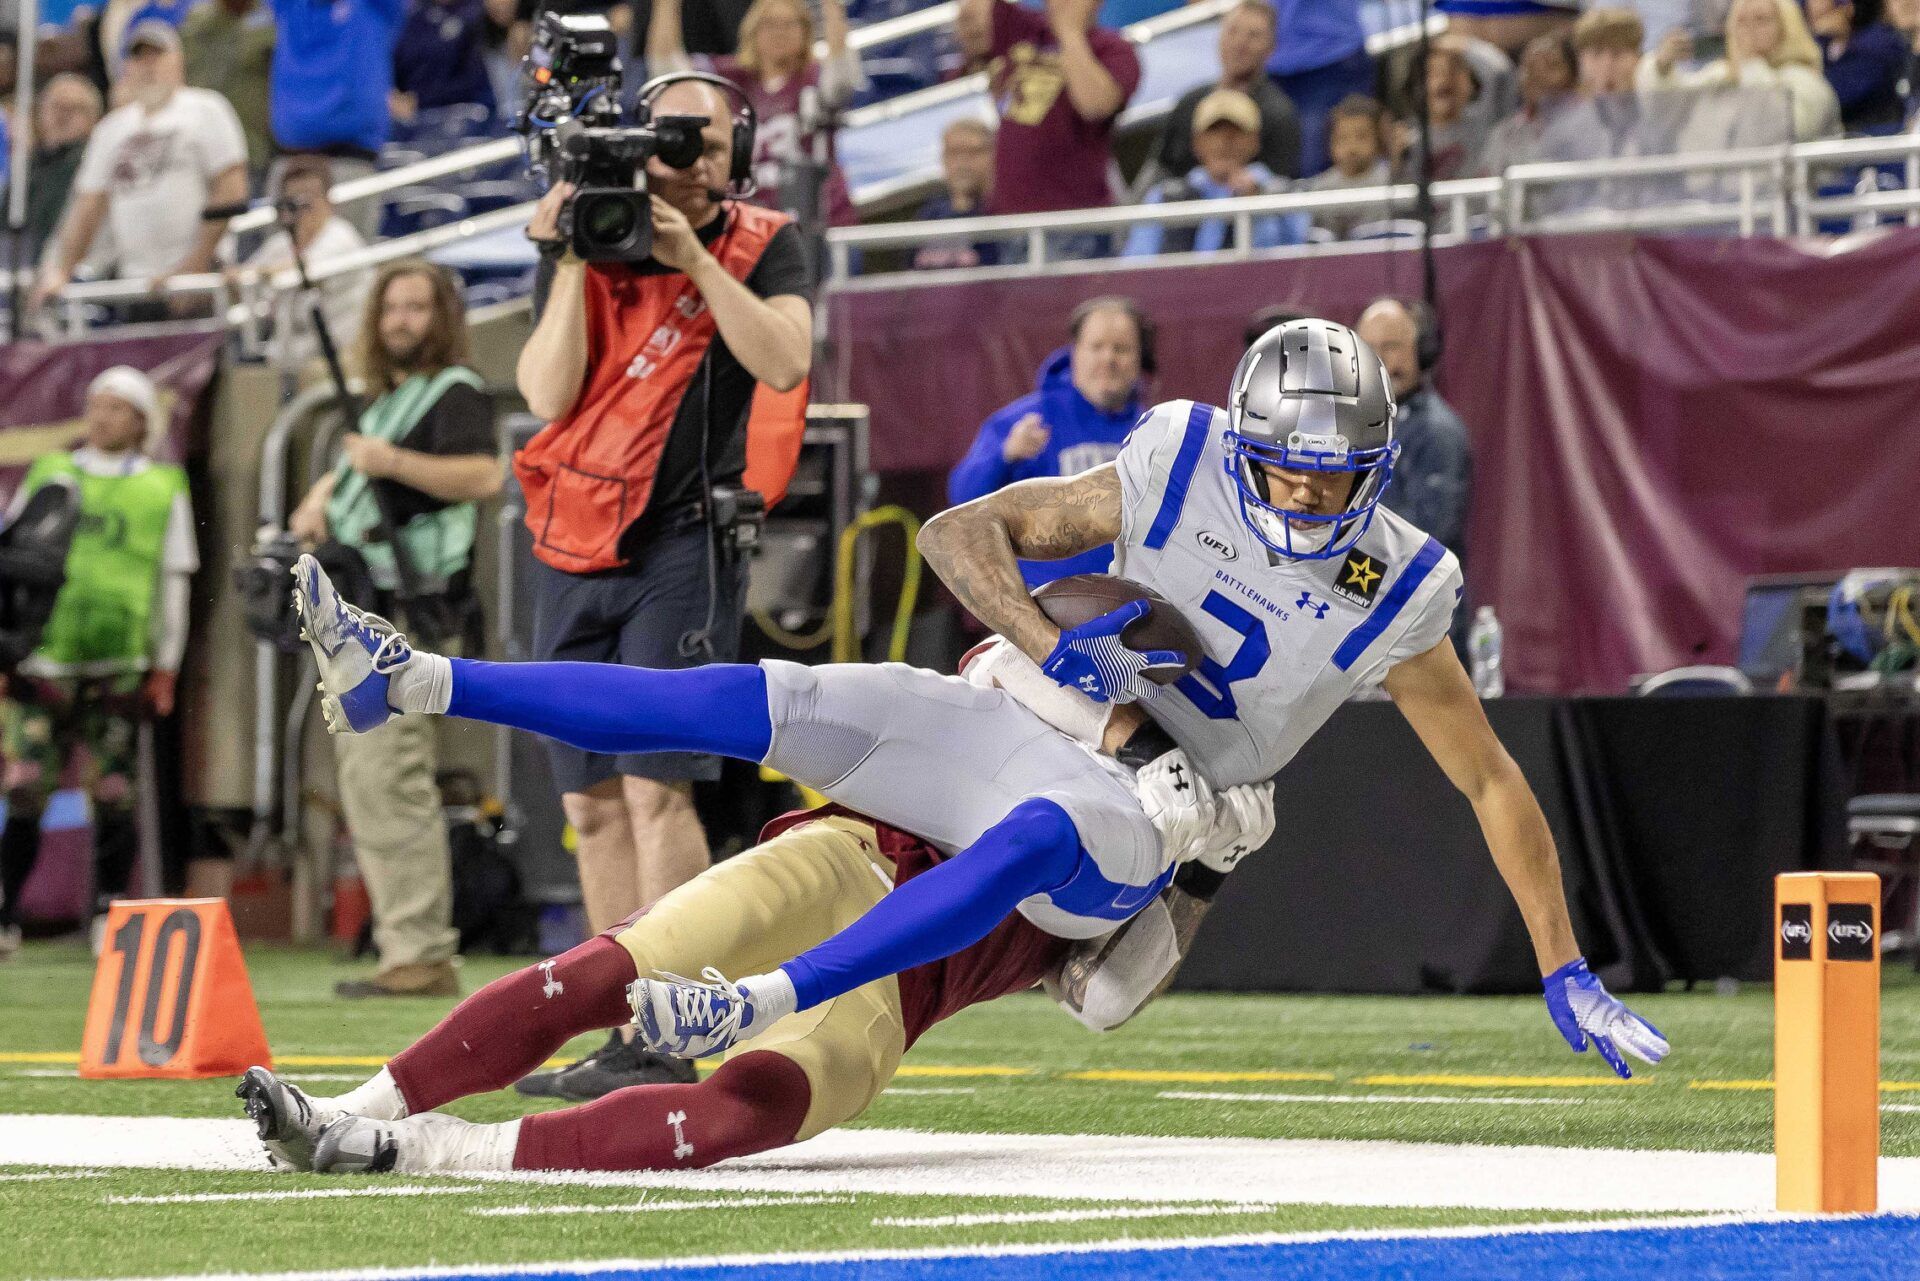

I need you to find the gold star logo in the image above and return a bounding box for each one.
[1344,555,1381,593]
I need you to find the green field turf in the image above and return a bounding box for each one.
[3,942,1916,1280]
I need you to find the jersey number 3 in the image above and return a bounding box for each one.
[1174,592,1270,720]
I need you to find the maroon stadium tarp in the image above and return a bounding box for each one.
[827,231,1920,694]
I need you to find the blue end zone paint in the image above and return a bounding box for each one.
[413,1216,1920,1281]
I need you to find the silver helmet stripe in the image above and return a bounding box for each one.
[1290,324,1341,442]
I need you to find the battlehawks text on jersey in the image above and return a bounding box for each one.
[1111,399,1464,789]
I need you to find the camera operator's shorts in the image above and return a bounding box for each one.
[531,526,744,792]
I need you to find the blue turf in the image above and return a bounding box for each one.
[410,1215,1920,1281]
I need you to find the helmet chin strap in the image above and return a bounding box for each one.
[1240,458,1336,557]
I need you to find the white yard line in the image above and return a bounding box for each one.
[11,1114,1920,1214]
[109,1186,485,1205]
[474,1195,855,1217]
[884,1088,978,1096]
[33,1212,1885,1281]
[0,1170,106,1182]
[874,1202,1272,1228]
[1159,1091,1589,1107]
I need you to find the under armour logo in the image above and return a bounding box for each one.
[538,960,564,1001]
[1077,674,1098,692]
[666,1109,694,1161]
[1170,762,1190,794]
[1296,592,1330,620]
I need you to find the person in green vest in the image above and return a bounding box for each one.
[0,366,198,961]
[287,258,503,998]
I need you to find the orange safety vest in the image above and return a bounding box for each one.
[514,202,807,574]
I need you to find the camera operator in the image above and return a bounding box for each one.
[288,259,504,1000]
[511,74,810,1098]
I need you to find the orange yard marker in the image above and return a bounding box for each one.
[79,899,271,1080]
[1775,872,1880,1212]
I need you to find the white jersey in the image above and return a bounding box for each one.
[1112,399,1462,789]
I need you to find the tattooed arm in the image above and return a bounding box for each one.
[918,463,1123,665]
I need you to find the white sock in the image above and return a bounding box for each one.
[395,1113,520,1175]
[388,651,452,715]
[738,969,798,1033]
[328,1067,408,1120]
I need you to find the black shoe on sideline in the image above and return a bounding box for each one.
[555,1035,698,1099]
[512,1030,617,1099]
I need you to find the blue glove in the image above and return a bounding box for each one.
[1040,600,1187,705]
[1542,957,1671,1079]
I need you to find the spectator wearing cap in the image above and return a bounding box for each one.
[1266,0,1372,177]
[13,74,105,261]
[1476,31,1577,173]
[1136,0,1300,195]
[270,0,405,239]
[182,0,276,175]
[392,0,498,130]
[1302,95,1392,237]
[913,118,1003,270]
[30,21,248,320]
[948,297,1151,588]
[0,365,197,961]
[1123,89,1306,256]
[93,0,195,84]
[955,0,1141,217]
[1393,34,1495,181]
[1806,0,1908,133]
[238,158,371,375]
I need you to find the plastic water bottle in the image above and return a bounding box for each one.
[1469,605,1505,698]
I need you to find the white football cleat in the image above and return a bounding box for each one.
[290,554,414,734]
[236,1066,339,1172]
[628,967,757,1058]
[312,1111,515,1175]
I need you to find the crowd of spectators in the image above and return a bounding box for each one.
[10,0,1920,315]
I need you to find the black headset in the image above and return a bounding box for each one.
[631,71,759,195]
[1402,296,1443,375]
[1071,295,1158,377]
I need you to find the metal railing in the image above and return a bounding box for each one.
[825,131,1920,287]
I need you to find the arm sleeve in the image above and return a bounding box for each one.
[411,380,498,457]
[1044,894,1180,1032]
[742,222,811,300]
[149,571,192,673]
[1111,400,1189,551]
[73,125,115,196]
[1363,549,1464,684]
[1094,31,1143,116]
[201,93,251,177]
[947,406,1021,504]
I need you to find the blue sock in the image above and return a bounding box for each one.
[779,798,1085,1011]
[446,659,775,761]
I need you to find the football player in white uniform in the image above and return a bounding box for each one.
[245,318,1663,1177]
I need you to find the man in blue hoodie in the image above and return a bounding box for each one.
[269,0,403,238]
[946,296,1152,588]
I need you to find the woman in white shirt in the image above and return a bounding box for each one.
[1638,0,1842,140]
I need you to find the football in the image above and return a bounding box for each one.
[1032,573,1207,685]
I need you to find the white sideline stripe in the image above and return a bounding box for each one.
[474,1195,855,1217]
[11,1069,79,1078]
[35,1212,1896,1281]
[13,1115,1920,1214]
[884,1087,978,1096]
[874,1202,1272,1228]
[1159,1091,1590,1107]
[109,1185,486,1205]
[0,1170,107,1182]
[283,1073,370,1083]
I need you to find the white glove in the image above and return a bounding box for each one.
[1194,781,1275,875]
[1135,748,1217,865]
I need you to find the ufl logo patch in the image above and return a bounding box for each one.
[1194,528,1237,562]
[1331,549,1387,606]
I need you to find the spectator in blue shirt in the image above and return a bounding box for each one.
[270,0,404,237]
[947,297,1152,588]
[1357,298,1471,560]
[393,0,497,128]
[1266,0,1372,174]
[1123,89,1308,257]
[1808,0,1910,132]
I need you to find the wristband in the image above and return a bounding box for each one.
[1113,719,1180,771]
